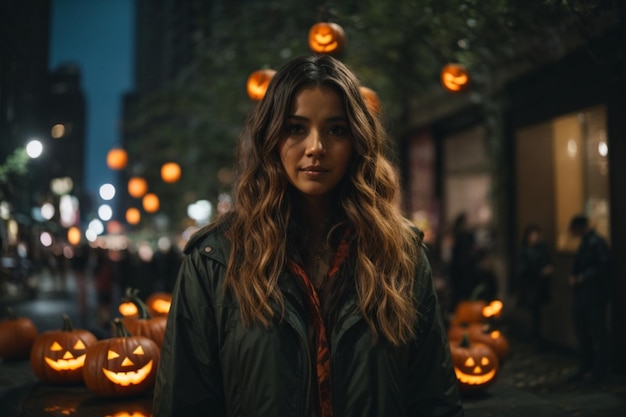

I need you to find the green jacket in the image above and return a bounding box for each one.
[153,224,464,417]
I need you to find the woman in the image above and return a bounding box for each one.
[153,55,463,417]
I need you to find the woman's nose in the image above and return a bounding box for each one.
[305,130,326,156]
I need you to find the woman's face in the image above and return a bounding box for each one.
[279,86,354,203]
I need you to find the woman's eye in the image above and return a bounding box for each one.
[285,124,305,135]
[329,125,349,136]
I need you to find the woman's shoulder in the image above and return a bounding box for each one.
[182,217,232,264]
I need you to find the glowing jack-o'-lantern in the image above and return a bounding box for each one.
[308,22,345,55]
[450,334,499,394]
[120,291,167,347]
[83,319,160,397]
[448,322,510,362]
[146,292,172,317]
[0,307,38,360]
[30,314,97,384]
[441,63,470,92]
[119,288,140,318]
[359,86,381,115]
[246,69,276,101]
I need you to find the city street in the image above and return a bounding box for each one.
[1,270,625,416]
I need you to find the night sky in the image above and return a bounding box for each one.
[49,0,134,203]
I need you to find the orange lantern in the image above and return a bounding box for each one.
[128,177,148,198]
[142,193,160,213]
[246,69,276,101]
[125,208,141,225]
[161,162,181,183]
[308,22,345,55]
[441,63,470,92]
[106,148,128,170]
[359,86,381,114]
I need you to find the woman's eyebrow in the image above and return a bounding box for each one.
[286,115,348,123]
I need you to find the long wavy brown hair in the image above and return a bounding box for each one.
[217,55,420,345]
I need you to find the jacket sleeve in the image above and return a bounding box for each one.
[153,248,226,417]
[406,247,464,417]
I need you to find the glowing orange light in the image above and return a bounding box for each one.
[308,22,345,55]
[441,63,470,92]
[142,193,160,213]
[67,226,81,245]
[106,148,128,170]
[482,300,504,318]
[246,69,276,101]
[128,177,148,198]
[126,208,141,225]
[161,162,181,183]
[359,86,381,114]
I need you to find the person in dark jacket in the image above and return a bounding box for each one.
[153,55,463,417]
[568,214,611,383]
[518,224,553,349]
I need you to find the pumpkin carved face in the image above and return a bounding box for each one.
[247,69,276,101]
[30,314,97,384]
[441,63,470,92]
[308,22,345,55]
[84,319,160,397]
[450,334,499,393]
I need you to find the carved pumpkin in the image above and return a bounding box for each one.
[83,318,160,397]
[247,69,276,101]
[120,291,167,347]
[359,86,381,114]
[119,288,140,318]
[308,22,345,55]
[482,300,503,319]
[450,334,499,394]
[30,314,97,384]
[448,323,509,361]
[146,292,172,317]
[441,63,470,92]
[0,307,38,360]
[452,298,487,325]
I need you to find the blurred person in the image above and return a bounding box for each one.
[449,212,480,312]
[154,55,462,417]
[567,214,611,383]
[518,224,553,349]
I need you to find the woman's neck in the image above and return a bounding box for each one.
[296,196,331,249]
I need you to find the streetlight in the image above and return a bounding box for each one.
[25,140,43,159]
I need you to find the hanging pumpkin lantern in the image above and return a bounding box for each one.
[30,314,97,384]
[450,333,499,394]
[128,177,148,198]
[448,323,510,362]
[441,63,470,92]
[120,291,167,347]
[125,207,141,225]
[359,86,381,114]
[83,318,160,397]
[161,162,181,183]
[142,193,160,213]
[0,307,38,360]
[308,22,345,55]
[106,148,128,170]
[146,292,172,317]
[246,69,276,101]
